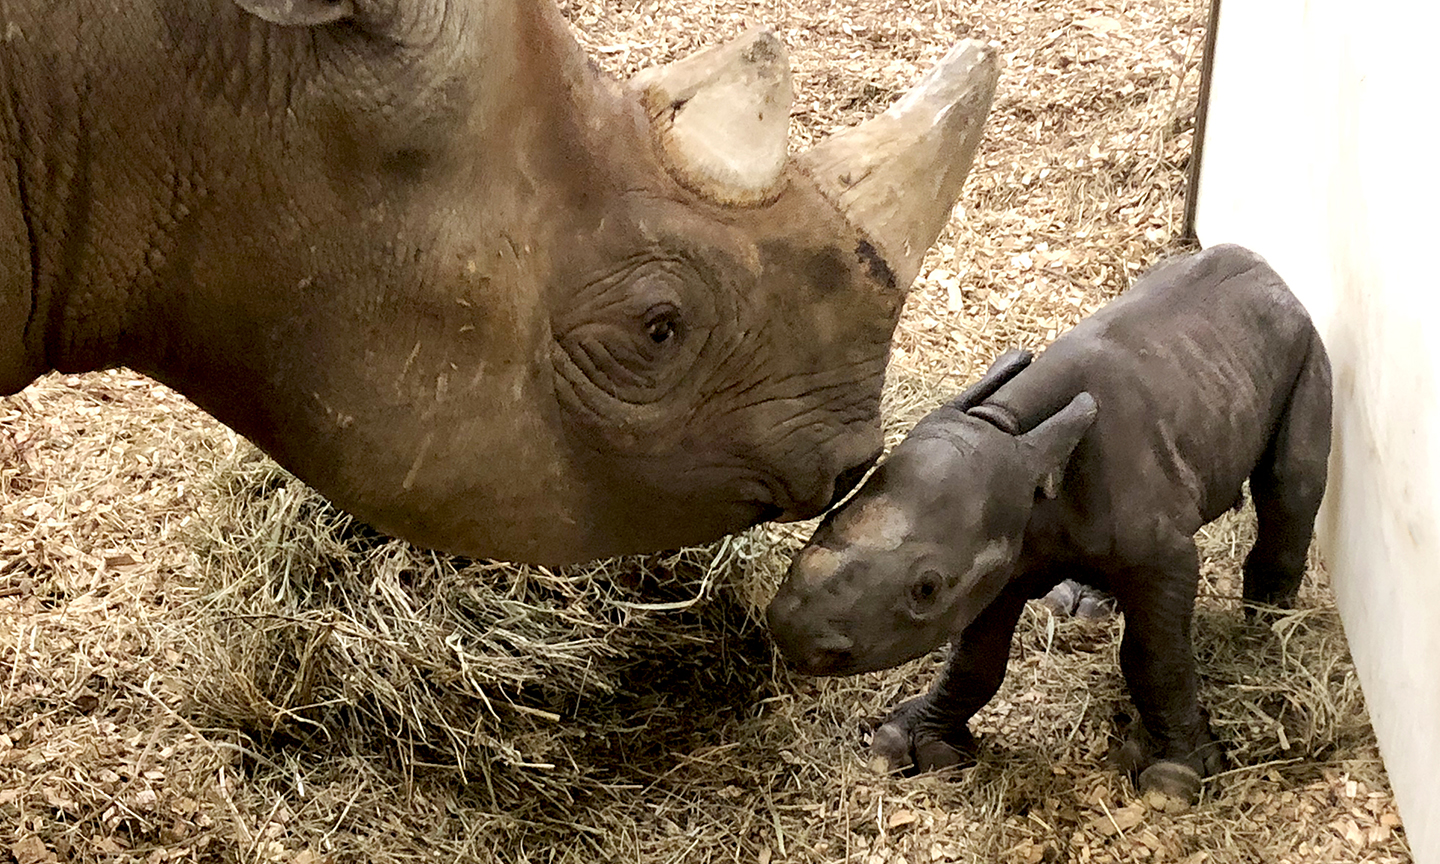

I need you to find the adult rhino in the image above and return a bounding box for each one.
[0,0,998,564]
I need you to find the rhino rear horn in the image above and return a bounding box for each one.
[633,29,793,206]
[799,40,999,291]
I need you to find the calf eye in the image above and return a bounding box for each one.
[908,570,944,612]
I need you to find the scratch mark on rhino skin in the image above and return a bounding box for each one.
[960,540,1014,590]
[500,235,522,267]
[401,432,435,492]
[399,341,421,379]
[312,392,356,430]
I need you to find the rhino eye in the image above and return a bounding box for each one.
[552,260,715,412]
[908,570,944,613]
[645,306,681,344]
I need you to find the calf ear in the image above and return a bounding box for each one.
[1021,392,1097,498]
[947,349,1034,412]
[233,0,354,26]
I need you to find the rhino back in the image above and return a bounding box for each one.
[982,245,1323,544]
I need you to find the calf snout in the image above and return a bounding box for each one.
[766,596,855,676]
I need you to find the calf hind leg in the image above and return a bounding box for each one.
[1115,540,1224,802]
[1244,339,1331,610]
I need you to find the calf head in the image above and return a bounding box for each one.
[767,392,1097,675]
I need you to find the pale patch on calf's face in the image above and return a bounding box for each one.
[794,545,843,588]
[963,539,1016,584]
[948,538,1020,634]
[833,496,911,551]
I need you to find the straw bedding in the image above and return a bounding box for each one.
[0,0,1413,861]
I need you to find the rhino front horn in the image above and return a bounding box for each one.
[799,40,999,291]
[633,28,793,206]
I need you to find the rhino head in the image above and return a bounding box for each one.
[0,0,998,563]
[767,391,1098,676]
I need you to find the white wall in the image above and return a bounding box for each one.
[1194,2,1439,861]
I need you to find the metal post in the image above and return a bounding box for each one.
[1182,0,1223,243]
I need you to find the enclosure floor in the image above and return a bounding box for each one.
[0,0,1413,861]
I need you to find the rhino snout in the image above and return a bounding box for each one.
[777,631,856,677]
[767,594,856,676]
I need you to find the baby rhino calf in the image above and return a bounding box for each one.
[766,244,1331,802]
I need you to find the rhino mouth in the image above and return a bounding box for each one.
[772,447,880,522]
[828,456,878,509]
[791,646,856,677]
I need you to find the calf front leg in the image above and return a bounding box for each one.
[1113,540,1224,801]
[870,585,1029,773]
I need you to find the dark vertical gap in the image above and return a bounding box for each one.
[7,96,41,347]
[1182,0,1223,244]
[52,76,94,371]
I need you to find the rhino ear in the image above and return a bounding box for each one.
[233,0,354,26]
[1020,392,1097,499]
[948,349,1033,412]
[632,28,793,206]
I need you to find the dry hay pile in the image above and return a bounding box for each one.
[182,449,785,821]
[0,0,1417,862]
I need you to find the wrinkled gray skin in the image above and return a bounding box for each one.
[0,1,996,564]
[768,245,1332,801]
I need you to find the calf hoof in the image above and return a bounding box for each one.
[870,723,916,773]
[1075,592,1117,620]
[869,728,969,774]
[866,699,975,775]
[1109,733,1149,776]
[1041,579,1116,620]
[915,739,966,772]
[1138,761,1202,809]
